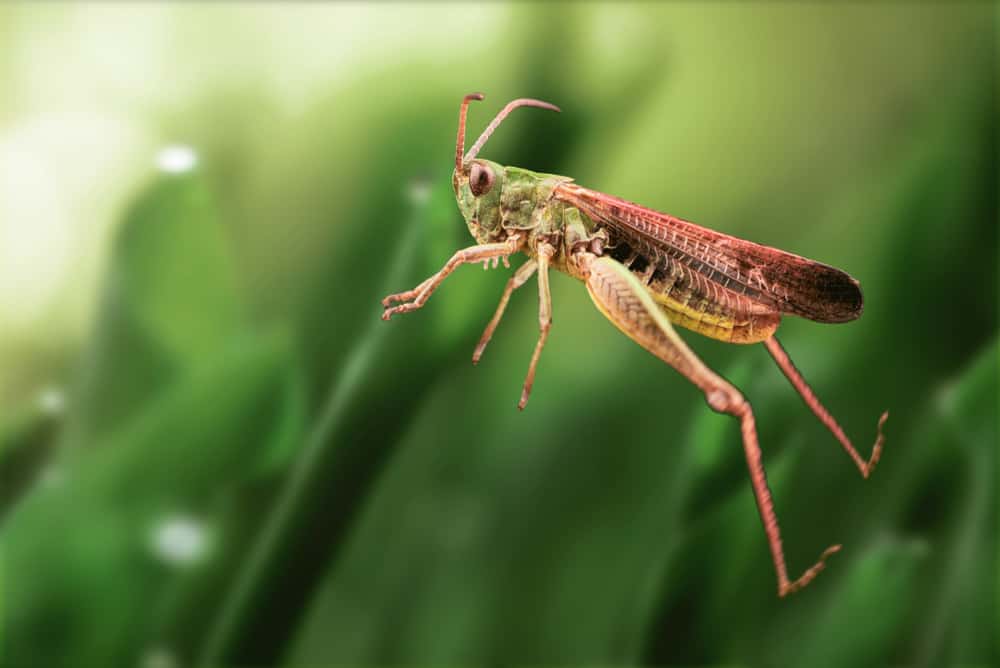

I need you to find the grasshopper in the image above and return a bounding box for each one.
[382,93,889,597]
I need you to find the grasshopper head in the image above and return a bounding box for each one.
[453,158,505,243]
[452,93,560,243]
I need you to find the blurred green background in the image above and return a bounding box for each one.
[1,3,996,666]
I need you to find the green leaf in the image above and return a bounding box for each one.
[903,340,997,666]
[771,537,929,668]
[116,174,241,360]
[1,329,299,668]
[65,171,242,446]
[0,401,59,522]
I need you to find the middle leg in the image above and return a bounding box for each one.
[472,258,538,364]
[518,242,556,410]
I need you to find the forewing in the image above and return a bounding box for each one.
[554,183,862,323]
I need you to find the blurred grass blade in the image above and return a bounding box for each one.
[2,329,298,667]
[906,339,997,665]
[150,353,307,661]
[0,400,60,522]
[199,174,461,666]
[64,170,243,448]
[774,538,929,668]
[2,164,299,667]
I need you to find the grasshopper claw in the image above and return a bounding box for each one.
[383,302,421,320]
[778,543,842,597]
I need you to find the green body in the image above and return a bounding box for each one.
[453,162,598,278]
[452,161,779,344]
[454,163,571,239]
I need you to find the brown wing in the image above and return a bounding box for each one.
[554,183,863,323]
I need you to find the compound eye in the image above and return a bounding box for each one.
[469,162,494,197]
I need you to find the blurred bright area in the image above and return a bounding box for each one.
[0,2,503,400]
[0,3,995,667]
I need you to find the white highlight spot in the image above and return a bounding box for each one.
[406,178,431,205]
[155,145,198,174]
[151,515,207,566]
[37,386,65,415]
[140,646,178,668]
[38,467,66,490]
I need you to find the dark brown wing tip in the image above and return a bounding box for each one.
[802,264,864,323]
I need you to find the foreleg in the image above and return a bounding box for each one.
[382,236,521,320]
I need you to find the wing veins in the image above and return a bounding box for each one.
[554,183,863,323]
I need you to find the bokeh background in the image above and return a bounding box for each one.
[1,3,996,666]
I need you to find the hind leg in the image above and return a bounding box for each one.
[582,253,838,597]
[764,336,888,478]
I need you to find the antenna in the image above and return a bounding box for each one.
[458,95,561,169]
[455,93,485,172]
